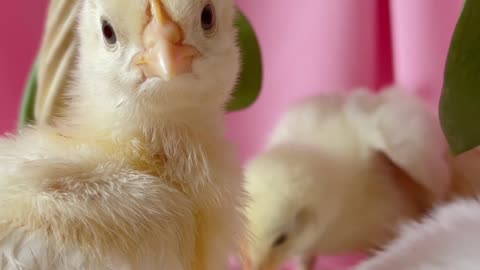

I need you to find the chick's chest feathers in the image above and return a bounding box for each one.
[0,132,192,267]
[0,123,245,270]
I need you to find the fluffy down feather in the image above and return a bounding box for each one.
[354,199,480,270]
[0,0,246,269]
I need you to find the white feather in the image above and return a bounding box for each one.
[355,199,480,270]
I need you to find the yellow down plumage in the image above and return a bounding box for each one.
[0,0,247,269]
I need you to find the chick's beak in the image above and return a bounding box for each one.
[258,260,279,270]
[133,0,200,80]
[241,243,276,270]
[241,241,254,270]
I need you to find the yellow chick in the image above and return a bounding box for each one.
[0,0,246,269]
[244,87,452,270]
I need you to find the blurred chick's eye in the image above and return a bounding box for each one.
[272,234,288,247]
[201,3,216,33]
[101,19,117,45]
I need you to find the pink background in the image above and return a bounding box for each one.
[0,1,466,269]
[0,1,46,134]
[0,0,464,165]
[226,0,464,163]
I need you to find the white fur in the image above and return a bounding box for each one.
[355,199,480,270]
[0,0,246,269]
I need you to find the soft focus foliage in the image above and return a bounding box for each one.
[440,1,480,154]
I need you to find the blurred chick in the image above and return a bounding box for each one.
[244,87,452,270]
[353,199,480,270]
[0,0,246,269]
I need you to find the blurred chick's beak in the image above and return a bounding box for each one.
[241,241,253,270]
[242,243,276,270]
[133,0,200,80]
[258,260,278,270]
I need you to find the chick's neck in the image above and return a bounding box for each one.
[55,88,228,153]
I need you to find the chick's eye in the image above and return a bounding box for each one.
[272,234,288,247]
[102,20,117,45]
[201,3,216,32]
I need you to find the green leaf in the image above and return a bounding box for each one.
[440,0,480,154]
[18,60,38,128]
[227,9,263,111]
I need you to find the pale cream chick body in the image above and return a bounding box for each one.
[0,0,247,269]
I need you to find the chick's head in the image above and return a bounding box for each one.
[244,144,332,270]
[74,0,239,119]
[244,144,427,270]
